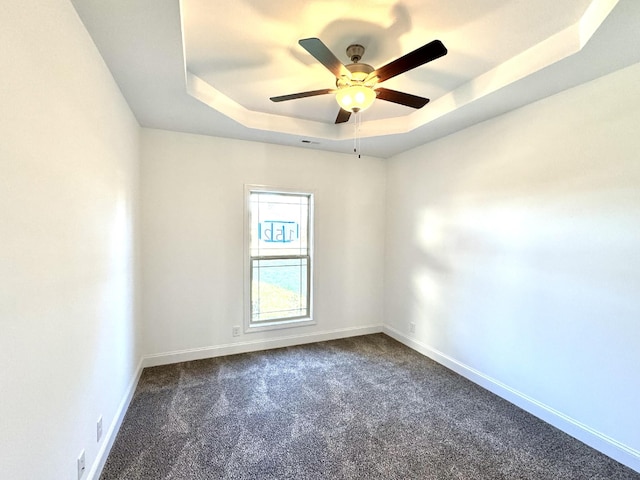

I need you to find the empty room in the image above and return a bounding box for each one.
[2,0,639,479]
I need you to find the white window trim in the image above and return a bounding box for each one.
[243,184,316,333]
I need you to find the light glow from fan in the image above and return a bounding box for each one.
[335,85,376,113]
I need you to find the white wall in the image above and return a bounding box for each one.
[140,129,385,362]
[385,62,640,470]
[0,1,140,479]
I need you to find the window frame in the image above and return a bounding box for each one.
[243,185,315,333]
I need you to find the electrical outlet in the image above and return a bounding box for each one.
[232,325,241,337]
[410,322,416,334]
[97,415,103,442]
[77,450,86,479]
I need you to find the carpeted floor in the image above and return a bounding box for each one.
[100,334,640,479]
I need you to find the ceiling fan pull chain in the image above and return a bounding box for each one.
[354,115,358,156]
[353,112,362,158]
[358,113,362,158]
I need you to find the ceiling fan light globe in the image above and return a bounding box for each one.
[336,85,375,113]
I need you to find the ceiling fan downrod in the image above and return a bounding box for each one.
[346,44,365,63]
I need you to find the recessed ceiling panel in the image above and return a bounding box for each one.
[70,0,640,158]
[182,0,592,124]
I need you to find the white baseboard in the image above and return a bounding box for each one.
[383,324,640,474]
[87,358,144,480]
[142,324,383,368]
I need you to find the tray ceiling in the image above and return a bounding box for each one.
[71,0,640,158]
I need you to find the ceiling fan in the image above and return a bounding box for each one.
[270,37,448,124]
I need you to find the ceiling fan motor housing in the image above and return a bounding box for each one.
[337,63,375,88]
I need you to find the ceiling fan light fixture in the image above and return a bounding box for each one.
[335,85,376,113]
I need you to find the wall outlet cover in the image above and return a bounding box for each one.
[97,415,103,442]
[77,450,86,479]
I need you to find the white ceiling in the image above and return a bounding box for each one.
[71,0,640,158]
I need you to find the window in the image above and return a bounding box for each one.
[245,186,314,331]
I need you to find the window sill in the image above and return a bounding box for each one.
[246,317,316,333]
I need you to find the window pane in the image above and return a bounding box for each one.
[251,257,308,322]
[250,192,309,257]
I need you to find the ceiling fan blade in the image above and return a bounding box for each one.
[375,88,430,109]
[299,38,351,79]
[270,89,334,102]
[370,40,447,84]
[335,108,352,124]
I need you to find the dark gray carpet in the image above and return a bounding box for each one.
[100,334,639,479]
